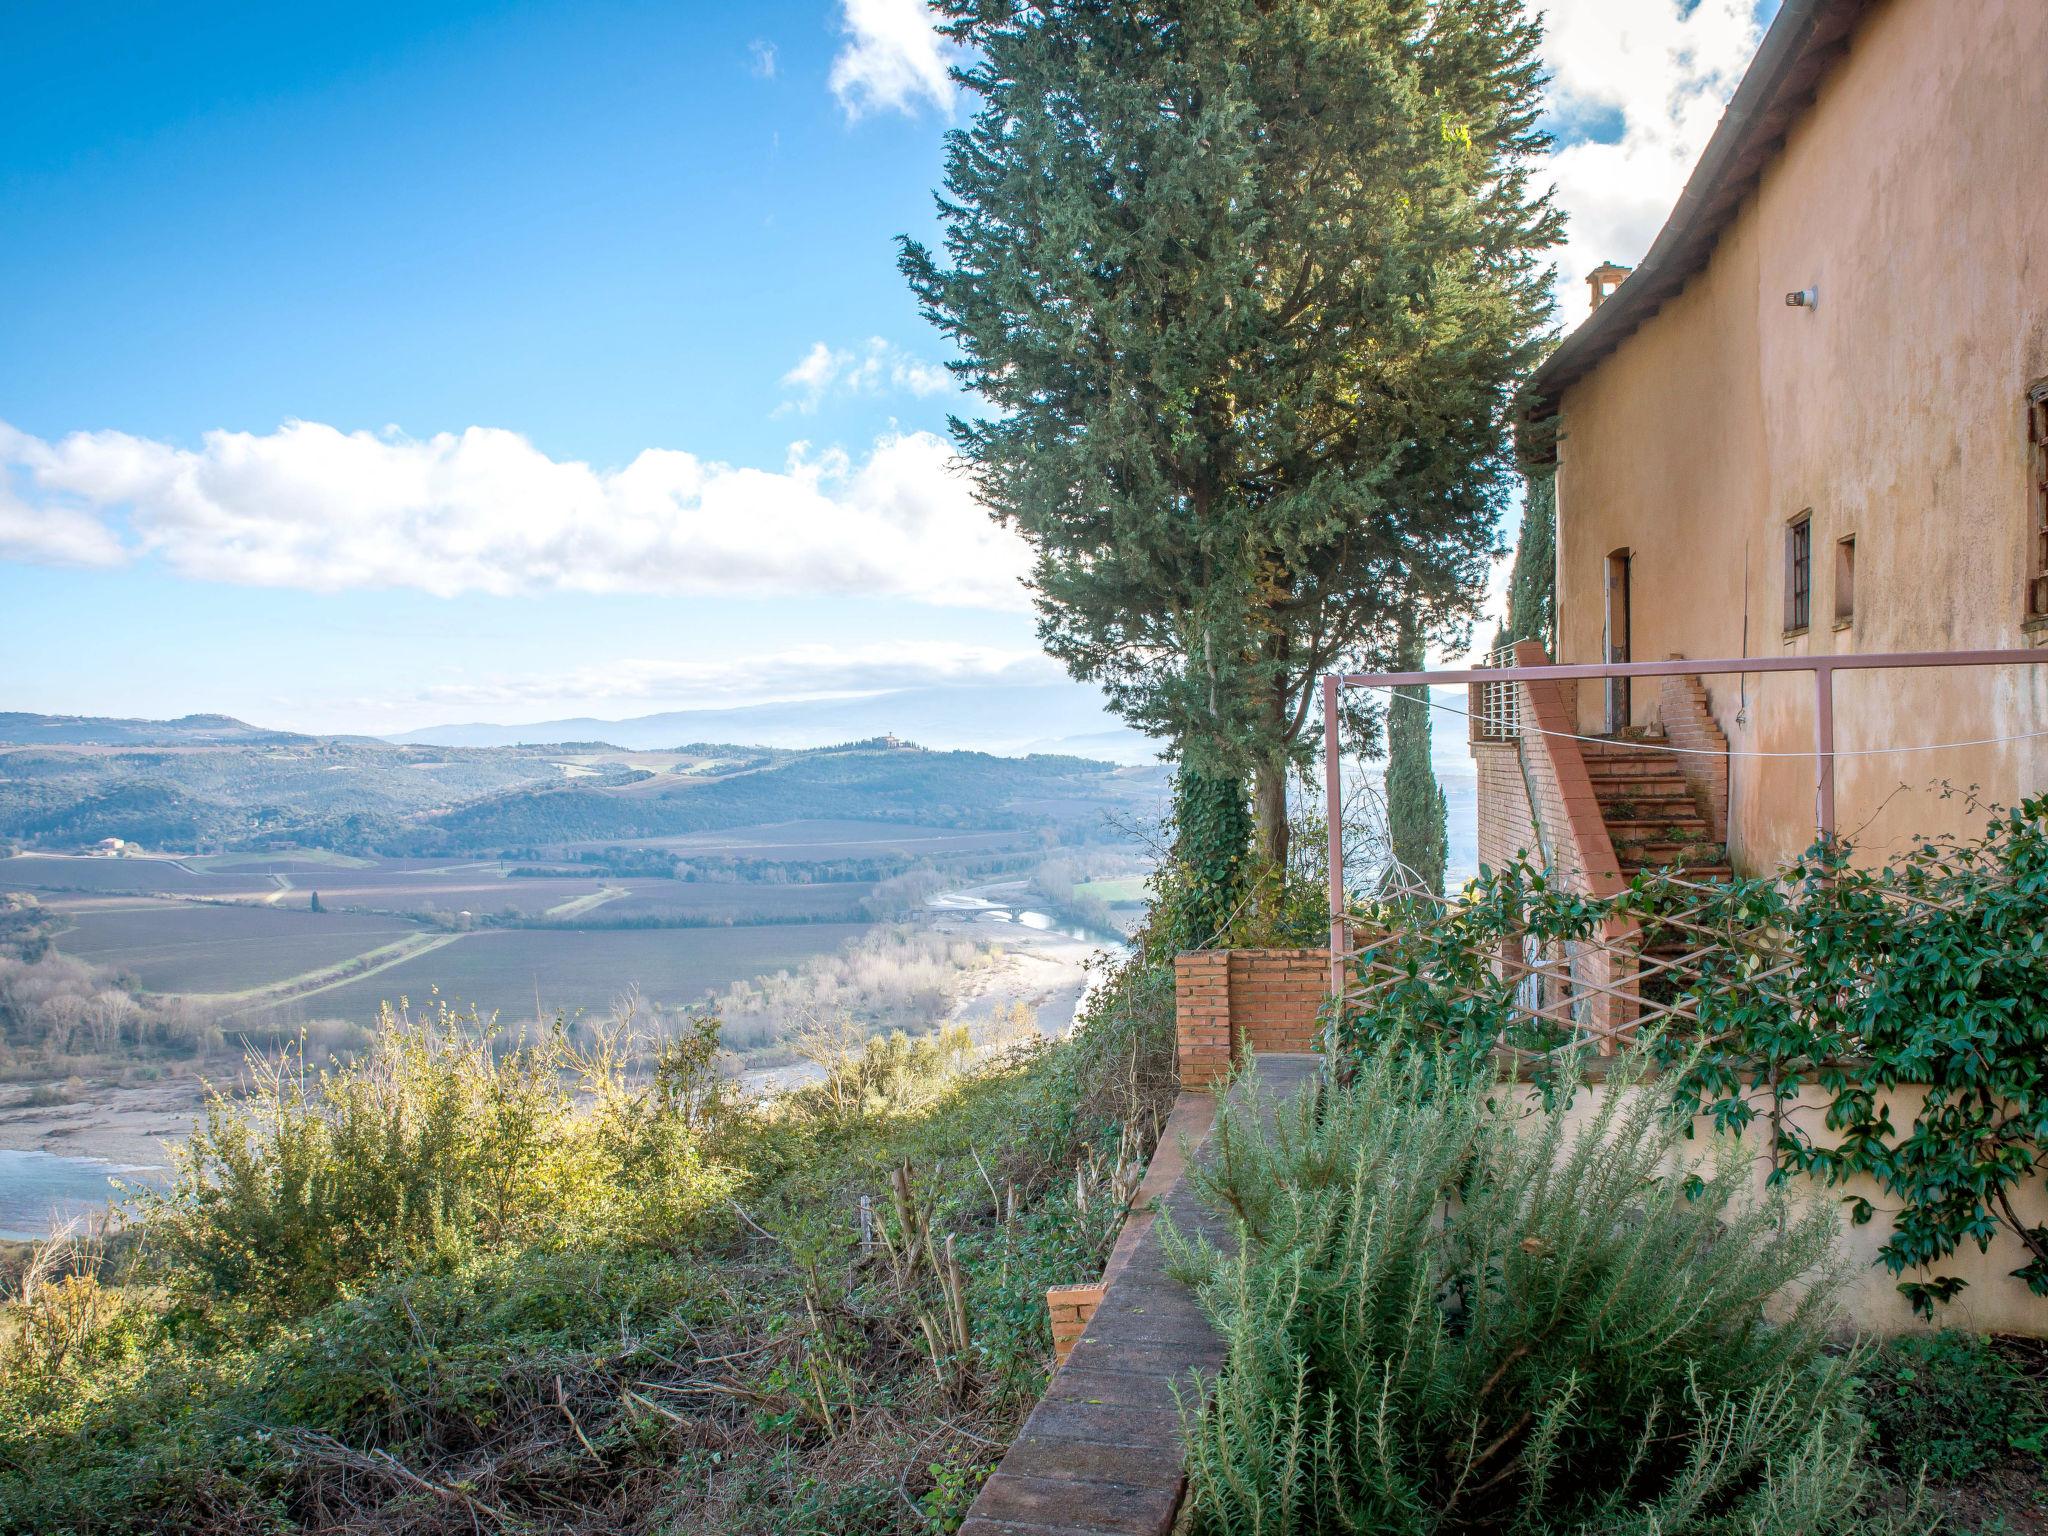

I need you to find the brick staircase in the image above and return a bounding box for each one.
[1580,735,1733,881]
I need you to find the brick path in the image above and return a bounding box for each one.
[958,1053,1321,1536]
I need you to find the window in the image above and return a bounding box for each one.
[1833,535,1856,628]
[1785,513,1812,634]
[2029,383,2048,623]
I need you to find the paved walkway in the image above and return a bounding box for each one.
[959,1053,1322,1536]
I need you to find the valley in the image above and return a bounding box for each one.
[0,716,1164,1238]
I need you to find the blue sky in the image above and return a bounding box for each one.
[0,0,1776,737]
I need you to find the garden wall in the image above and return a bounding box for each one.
[1535,1077,2048,1338]
[1172,948,1326,1086]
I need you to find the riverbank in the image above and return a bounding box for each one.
[0,1078,197,1169]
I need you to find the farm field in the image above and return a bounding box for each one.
[1074,876,1149,904]
[233,860,509,893]
[0,855,245,896]
[608,819,1029,858]
[308,874,609,917]
[185,850,375,872]
[52,904,418,995]
[265,870,880,923]
[598,879,878,921]
[255,922,875,1028]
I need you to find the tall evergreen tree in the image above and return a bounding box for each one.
[1504,467,1556,651]
[1384,620,1449,893]
[903,0,1561,871]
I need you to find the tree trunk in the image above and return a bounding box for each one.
[1160,763,1252,957]
[1252,633,1293,872]
[1253,760,1289,871]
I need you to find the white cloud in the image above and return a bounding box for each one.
[0,471,126,567]
[0,418,1026,608]
[1539,0,1769,325]
[829,0,956,119]
[778,337,951,412]
[416,641,1061,712]
[781,341,846,404]
[890,355,952,397]
[748,39,777,79]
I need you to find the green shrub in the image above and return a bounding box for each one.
[0,946,1179,1532]
[1168,1052,1927,1534]
[139,1002,738,1318]
[0,1246,719,1533]
[1858,1332,2046,1483]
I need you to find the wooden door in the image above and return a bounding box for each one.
[1604,550,1632,733]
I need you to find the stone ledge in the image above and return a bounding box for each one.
[963,1054,1321,1536]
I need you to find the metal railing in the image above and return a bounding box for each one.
[1469,643,1523,742]
[1318,647,2048,995]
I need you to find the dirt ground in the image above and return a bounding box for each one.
[0,1075,207,1166]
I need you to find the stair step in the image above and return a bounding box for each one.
[1595,787,1695,805]
[1600,805,1709,822]
[1585,759,1689,777]
[1604,821,1713,840]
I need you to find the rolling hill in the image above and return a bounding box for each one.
[387,683,1160,763]
[0,713,1164,859]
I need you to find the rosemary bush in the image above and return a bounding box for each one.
[1168,1054,1924,1534]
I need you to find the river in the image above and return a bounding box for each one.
[0,1149,158,1241]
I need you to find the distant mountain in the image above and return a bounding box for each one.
[0,712,320,747]
[389,684,1162,764]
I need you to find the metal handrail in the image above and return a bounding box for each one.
[1319,646,2048,995]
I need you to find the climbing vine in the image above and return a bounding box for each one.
[1150,764,1255,960]
[1338,793,2048,1314]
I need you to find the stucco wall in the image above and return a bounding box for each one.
[1553,0,2048,873]
[1537,1078,2048,1338]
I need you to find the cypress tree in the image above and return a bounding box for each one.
[1385,621,1449,893]
[1504,467,1556,651]
[903,0,1562,875]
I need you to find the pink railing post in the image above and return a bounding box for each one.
[1814,659,1836,844]
[1324,674,1344,998]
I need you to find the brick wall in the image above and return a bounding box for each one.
[1509,639,1626,900]
[1172,947,1329,1085]
[1045,1281,1104,1366]
[1659,669,1732,844]
[1172,950,1233,1087]
[1465,642,1639,1044]
[1474,741,1539,873]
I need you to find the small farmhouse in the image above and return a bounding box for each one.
[1513,0,2048,877]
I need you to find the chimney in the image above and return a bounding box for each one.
[1586,261,1633,312]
